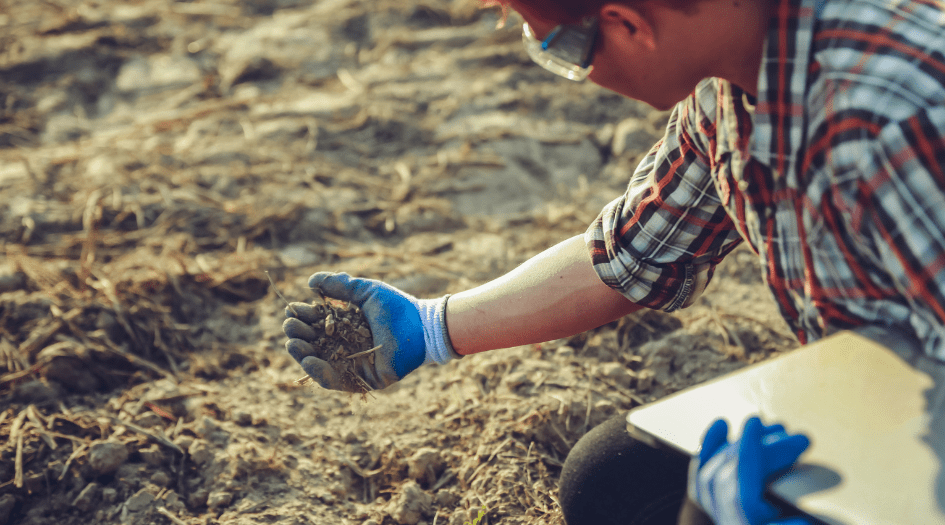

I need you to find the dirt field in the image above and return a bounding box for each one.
[0,1,799,524]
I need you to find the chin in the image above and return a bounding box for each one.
[593,78,684,111]
[617,91,681,111]
[638,87,692,111]
[647,99,678,111]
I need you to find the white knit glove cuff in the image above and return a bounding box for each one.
[688,447,747,525]
[418,295,461,365]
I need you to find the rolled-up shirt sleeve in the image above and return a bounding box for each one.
[585,89,743,312]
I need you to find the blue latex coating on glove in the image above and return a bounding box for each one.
[308,272,426,381]
[691,417,812,525]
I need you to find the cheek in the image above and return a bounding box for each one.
[513,5,563,38]
[589,66,679,110]
[586,33,640,98]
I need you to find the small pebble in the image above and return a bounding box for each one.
[434,490,459,508]
[637,369,655,392]
[173,435,194,450]
[387,480,431,525]
[598,362,634,387]
[89,441,129,475]
[207,490,233,510]
[186,488,209,508]
[407,448,443,485]
[150,471,171,487]
[593,399,617,414]
[328,482,346,496]
[162,490,185,511]
[139,444,164,466]
[234,411,253,426]
[194,416,221,438]
[187,440,214,466]
[124,488,155,513]
[555,345,575,357]
[133,412,164,428]
[23,473,44,493]
[503,371,529,389]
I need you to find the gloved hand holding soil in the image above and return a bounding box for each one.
[283,272,461,393]
[283,300,380,393]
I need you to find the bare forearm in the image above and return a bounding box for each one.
[446,235,642,355]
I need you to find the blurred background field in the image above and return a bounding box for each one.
[0,1,796,524]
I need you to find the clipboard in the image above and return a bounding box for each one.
[626,331,945,525]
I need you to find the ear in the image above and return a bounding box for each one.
[599,3,658,52]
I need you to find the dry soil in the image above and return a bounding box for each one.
[0,1,798,524]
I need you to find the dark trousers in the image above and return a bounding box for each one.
[558,413,713,525]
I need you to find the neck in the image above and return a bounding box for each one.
[685,0,776,97]
[722,0,776,96]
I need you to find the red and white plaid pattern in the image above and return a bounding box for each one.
[586,0,945,358]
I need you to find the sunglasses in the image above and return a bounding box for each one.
[522,18,599,81]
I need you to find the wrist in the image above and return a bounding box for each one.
[690,445,745,525]
[417,295,461,365]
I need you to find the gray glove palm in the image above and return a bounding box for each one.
[283,272,459,391]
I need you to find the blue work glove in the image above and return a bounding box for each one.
[283,272,461,391]
[689,417,812,525]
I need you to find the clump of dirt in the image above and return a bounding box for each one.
[285,300,376,394]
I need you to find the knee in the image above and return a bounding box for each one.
[558,413,689,525]
[560,413,636,489]
[559,414,636,524]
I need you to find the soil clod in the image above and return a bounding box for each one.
[88,441,128,476]
[286,300,376,394]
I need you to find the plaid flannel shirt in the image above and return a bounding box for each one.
[586,0,945,358]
